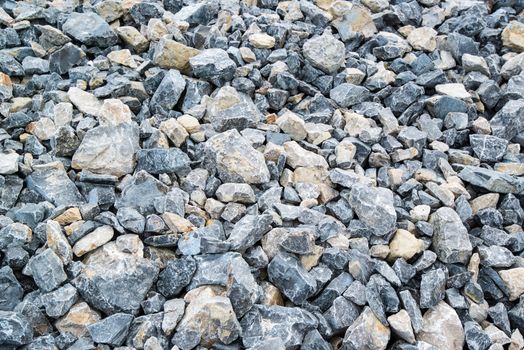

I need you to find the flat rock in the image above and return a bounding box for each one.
[458,166,524,194]
[62,12,117,47]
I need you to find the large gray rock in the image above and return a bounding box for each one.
[27,248,67,292]
[0,266,23,311]
[206,86,261,131]
[87,313,134,346]
[72,123,140,177]
[303,33,345,74]
[136,148,191,176]
[241,305,318,348]
[189,48,236,86]
[469,135,508,162]
[0,311,33,345]
[150,70,186,115]
[115,170,169,215]
[188,252,260,318]
[72,241,159,314]
[458,166,524,194]
[348,184,397,236]
[27,162,84,206]
[430,207,472,264]
[267,253,317,305]
[490,99,524,140]
[62,12,118,47]
[205,129,270,184]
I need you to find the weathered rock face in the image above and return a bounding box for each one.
[0,311,33,345]
[206,86,261,131]
[348,184,397,236]
[72,123,140,177]
[303,33,345,74]
[430,207,472,264]
[418,302,465,350]
[241,305,318,348]
[205,129,270,184]
[172,290,241,349]
[341,307,391,350]
[72,241,159,315]
[26,162,84,206]
[62,12,117,47]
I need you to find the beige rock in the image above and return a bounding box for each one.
[361,0,389,12]
[370,245,389,259]
[510,329,524,350]
[67,87,102,117]
[53,102,73,127]
[0,152,18,174]
[26,117,56,141]
[502,21,524,52]
[239,47,256,62]
[335,139,356,168]
[10,97,32,113]
[418,301,464,350]
[499,268,524,301]
[305,123,332,145]
[388,310,415,344]
[153,38,200,73]
[54,208,82,225]
[115,26,149,53]
[215,183,255,204]
[174,293,241,347]
[55,302,100,337]
[470,193,499,215]
[177,115,200,134]
[0,72,12,100]
[472,116,491,134]
[284,141,328,169]
[344,112,370,137]
[495,162,524,176]
[435,83,471,100]
[342,307,390,350]
[410,205,431,222]
[160,118,189,147]
[407,27,437,51]
[107,49,137,68]
[345,68,366,84]
[388,229,424,261]
[333,5,377,38]
[72,225,114,257]
[46,220,73,265]
[300,245,324,270]
[259,281,284,306]
[162,212,195,233]
[99,98,133,126]
[276,110,307,141]
[249,33,275,48]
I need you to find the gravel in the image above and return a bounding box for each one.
[0,0,524,349]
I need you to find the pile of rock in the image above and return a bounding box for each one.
[1,0,524,349]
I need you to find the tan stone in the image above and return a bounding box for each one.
[153,38,200,73]
[259,281,284,306]
[99,98,133,126]
[54,208,82,225]
[276,110,307,141]
[435,83,471,100]
[159,118,189,147]
[470,193,499,216]
[502,21,524,52]
[499,268,524,301]
[388,310,415,344]
[9,97,32,113]
[115,26,149,53]
[72,225,114,257]
[67,87,102,117]
[249,33,275,48]
[162,212,195,233]
[177,115,200,134]
[418,302,464,350]
[107,49,137,68]
[55,302,100,337]
[388,229,424,261]
[407,27,437,51]
[239,47,256,62]
[300,245,324,270]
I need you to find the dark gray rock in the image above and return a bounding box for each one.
[115,170,169,215]
[28,248,67,292]
[464,321,491,350]
[0,311,33,345]
[267,253,317,305]
[41,283,78,318]
[49,43,84,75]
[241,305,318,349]
[156,257,196,298]
[0,266,23,311]
[419,268,446,309]
[386,82,424,115]
[136,148,191,176]
[0,53,24,76]
[329,83,371,108]
[469,134,508,162]
[490,99,524,140]
[226,213,272,251]
[87,313,134,346]
[458,166,524,194]
[62,12,118,47]
[150,70,186,115]
[189,49,236,86]
[27,162,84,206]
[116,207,145,234]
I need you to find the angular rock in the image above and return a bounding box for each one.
[87,313,134,346]
[27,162,84,206]
[189,48,236,86]
[0,311,33,345]
[341,307,390,350]
[206,86,261,131]
[430,207,472,264]
[150,70,186,115]
[303,33,345,74]
[62,12,117,47]
[27,248,67,292]
[458,166,524,194]
[418,301,464,350]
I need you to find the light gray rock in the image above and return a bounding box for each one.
[430,207,472,264]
